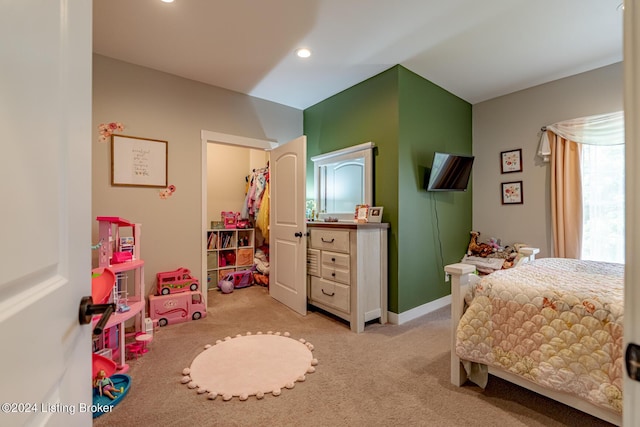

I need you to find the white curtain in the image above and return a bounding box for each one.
[538,111,624,162]
[538,110,625,261]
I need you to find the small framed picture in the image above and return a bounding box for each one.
[355,204,369,223]
[501,181,523,205]
[367,206,384,223]
[500,149,523,174]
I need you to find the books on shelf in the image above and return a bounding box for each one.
[207,231,218,250]
[208,231,238,249]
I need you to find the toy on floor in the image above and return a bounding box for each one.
[92,353,131,418]
[148,291,207,327]
[94,369,123,400]
[253,272,269,286]
[218,269,253,290]
[125,332,153,359]
[218,279,234,294]
[157,267,200,295]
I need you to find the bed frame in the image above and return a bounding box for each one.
[445,248,622,426]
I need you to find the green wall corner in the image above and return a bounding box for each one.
[304,65,472,315]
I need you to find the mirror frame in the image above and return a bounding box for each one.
[311,142,374,221]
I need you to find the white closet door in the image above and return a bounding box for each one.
[269,136,307,315]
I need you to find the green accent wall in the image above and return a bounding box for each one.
[304,65,471,314]
[397,67,472,312]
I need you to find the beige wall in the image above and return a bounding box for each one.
[472,62,623,257]
[92,55,301,296]
[206,144,268,225]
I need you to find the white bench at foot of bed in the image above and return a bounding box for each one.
[444,248,622,427]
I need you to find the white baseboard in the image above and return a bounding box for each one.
[386,294,451,325]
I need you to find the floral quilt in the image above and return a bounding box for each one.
[456,258,624,413]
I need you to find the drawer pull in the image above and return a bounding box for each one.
[321,289,335,297]
[321,238,335,243]
[331,257,336,262]
[331,272,336,277]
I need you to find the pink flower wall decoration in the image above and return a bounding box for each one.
[98,122,125,142]
[159,184,176,200]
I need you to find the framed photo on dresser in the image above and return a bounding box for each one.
[367,207,384,223]
[355,204,369,223]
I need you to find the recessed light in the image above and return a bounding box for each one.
[295,48,311,59]
[162,0,174,3]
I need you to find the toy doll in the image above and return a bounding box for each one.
[94,369,123,400]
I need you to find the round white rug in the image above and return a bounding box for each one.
[181,332,317,401]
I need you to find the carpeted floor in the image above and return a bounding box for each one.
[93,286,614,427]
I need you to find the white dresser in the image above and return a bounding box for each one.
[306,222,388,333]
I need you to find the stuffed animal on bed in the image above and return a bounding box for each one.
[467,231,494,257]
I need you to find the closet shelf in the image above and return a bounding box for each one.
[206,228,255,289]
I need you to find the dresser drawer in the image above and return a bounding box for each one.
[320,251,350,284]
[310,229,350,253]
[321,251,350,269]
[321,266,350,285]
[309,276,350,313]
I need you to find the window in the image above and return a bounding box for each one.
[581,144,624,263]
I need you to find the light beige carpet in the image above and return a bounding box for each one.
[181,332,317,401]
[95,286,614,427]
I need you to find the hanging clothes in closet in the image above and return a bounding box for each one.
[242,165,269,239]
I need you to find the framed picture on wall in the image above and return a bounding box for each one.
[501,181,523,205]
[111,134,168,187]
[500,148,523,173]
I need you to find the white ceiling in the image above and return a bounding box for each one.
[93,0,623,110]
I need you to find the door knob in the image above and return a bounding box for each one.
[79,296,116,335]
[294,231,303,238]
[626,343,640,381]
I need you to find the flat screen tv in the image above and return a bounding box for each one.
[424,152,474,191]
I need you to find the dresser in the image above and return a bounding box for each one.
[306,222,389,333]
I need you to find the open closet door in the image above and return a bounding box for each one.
[269,136,307,315]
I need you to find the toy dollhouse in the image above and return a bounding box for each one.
[92,216,146,373]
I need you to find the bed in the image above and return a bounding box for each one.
[445,249,623,426]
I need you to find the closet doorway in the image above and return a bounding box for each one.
[201,131,308,315]
[200,130,276,308]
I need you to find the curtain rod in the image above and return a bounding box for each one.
[540,126,547,132]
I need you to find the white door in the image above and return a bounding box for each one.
[0,1,92,426]
[269,136,307,315]
[624,2,640,425]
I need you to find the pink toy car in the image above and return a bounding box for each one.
[148,291,207,327]
[219,269,253,289]
[156,267,199,295]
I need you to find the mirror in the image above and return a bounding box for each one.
[312,142,374,221]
